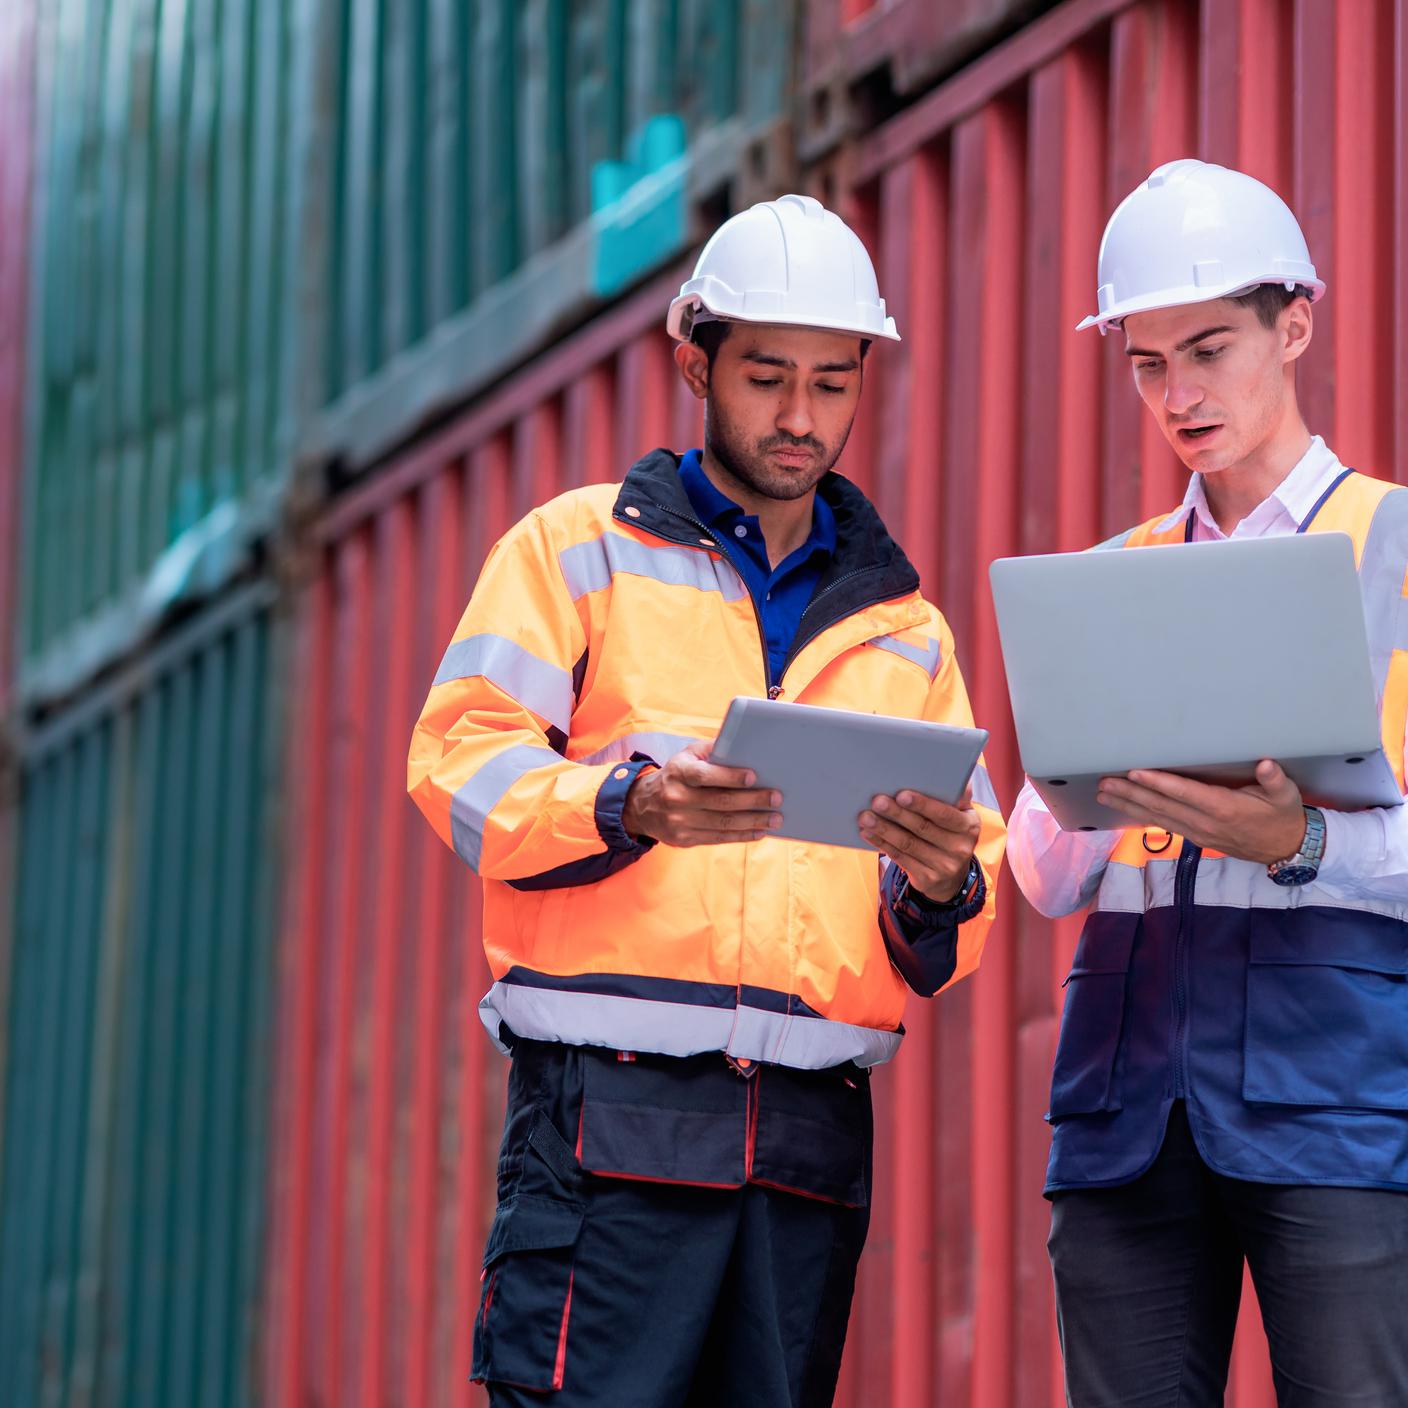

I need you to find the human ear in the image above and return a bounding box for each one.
[673,341,710,399]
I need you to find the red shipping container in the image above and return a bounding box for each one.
[263,2,1408,1404]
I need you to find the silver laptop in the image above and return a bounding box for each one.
[989,533,1403,831]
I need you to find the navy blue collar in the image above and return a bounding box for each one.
[677,449,837,560]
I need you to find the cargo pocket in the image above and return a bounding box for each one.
[472,1192,585,1391]
[1243,907,1408,1109]
[1047,913,1139,1121]
[473,1111,586,1392]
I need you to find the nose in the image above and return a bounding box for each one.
[775,385,814,439]
[1163,365,1203,417]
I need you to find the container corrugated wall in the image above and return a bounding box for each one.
[263,266,704,1408]
[828,1,1408,1403]
[17,0,308,705]
[0,0,37,717]
[0,587,284,1407]
[304,0,796,476]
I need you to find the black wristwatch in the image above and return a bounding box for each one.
[901,858,986,922]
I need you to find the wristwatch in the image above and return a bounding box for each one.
[1266,806,1326,886]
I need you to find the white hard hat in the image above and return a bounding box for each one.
[1078,159,1325,334]
[667,193,901,343]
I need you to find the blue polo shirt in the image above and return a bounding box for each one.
[678,449,836,688]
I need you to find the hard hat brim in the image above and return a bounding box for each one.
[1077,277,1326,334]
[667,294,901,344]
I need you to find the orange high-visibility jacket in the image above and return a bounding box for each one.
[408,449,1006,1069]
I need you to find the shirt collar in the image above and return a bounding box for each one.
[677,448,837,559]
[1158,435,1344,536]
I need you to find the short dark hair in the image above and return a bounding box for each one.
[1228,282,1315,329]
[689,318,873,370]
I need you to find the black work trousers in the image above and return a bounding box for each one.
[475,1040,871,1407]
[1049,1101,1408,1407]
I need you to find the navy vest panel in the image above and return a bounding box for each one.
[1046,874,1408,1193]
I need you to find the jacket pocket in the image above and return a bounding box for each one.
[1047,912,1140,1121]
[1243,907,1408,1109]
[472,1191,585,1392]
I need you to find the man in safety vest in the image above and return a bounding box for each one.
[1008,160,1408,1404]
[408,194,1006,1405]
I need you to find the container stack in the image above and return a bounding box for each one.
[4,1,1407,1405]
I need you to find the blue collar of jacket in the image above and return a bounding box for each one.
[613,448,921,618]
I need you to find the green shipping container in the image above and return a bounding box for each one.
[0,584,284,1407]
[18,0,310,703]
[307,0,796,473]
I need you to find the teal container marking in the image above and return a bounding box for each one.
[0,589,282,1408]
[591,113,688,299]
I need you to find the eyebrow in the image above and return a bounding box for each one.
[741,350,860,373]
[1125,325,1237,358]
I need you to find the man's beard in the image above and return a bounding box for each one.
[704,402,852,502]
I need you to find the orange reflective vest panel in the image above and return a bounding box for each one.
[408,450,1006,1070]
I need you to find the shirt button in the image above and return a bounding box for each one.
[613,768,630,780]
[734,524,748,538]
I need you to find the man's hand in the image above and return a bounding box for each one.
[1096,759,1306,864]
[622,740,783,846]
[859,789,982,903]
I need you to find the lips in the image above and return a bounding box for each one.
[769,448,815,466]
[1176,424,1221,443]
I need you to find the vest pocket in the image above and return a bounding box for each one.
[1243,907,1408,1109]
[1047,912,1140,1121]
[472,1191,585,1391]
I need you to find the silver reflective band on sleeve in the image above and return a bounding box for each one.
[970,762,1000,813]
[1356,487,1408,701]
[479,983,903,1069]
[450,743,565,871]
[576,731,700,767]
[866,633,941,679]
[559,532,748,603]
[433,633,574,734]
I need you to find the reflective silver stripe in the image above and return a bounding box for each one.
[433,634,574,733]
[1356,487,1408,701]
[1091,526,1139,552]
[559,532,747,602]
[450,743,563,871]
[479,983,903,1070]
[1093,858,1176,913]
[970,762,1000,813]
[866,633,941,679]
[575,731,700,767]
[1093,851,1408,923]
[1195,853,1408,922]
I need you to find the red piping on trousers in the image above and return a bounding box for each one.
[552,1270,575,1389]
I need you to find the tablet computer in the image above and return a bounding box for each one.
[710,697,988,850]
[989,533,1404,831]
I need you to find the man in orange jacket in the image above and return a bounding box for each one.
[409,194,1006,1405]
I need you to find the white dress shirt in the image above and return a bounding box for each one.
[1007,436,1408,918]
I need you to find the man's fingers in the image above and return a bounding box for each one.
[872,791,977,838]
[674,748,759,792]
[690,785,781,813]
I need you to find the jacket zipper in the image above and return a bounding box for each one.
[1171,840,1202,1097]
[744,1077,759,1179]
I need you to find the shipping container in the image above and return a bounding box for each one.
[16,0,311,707]
[262,263,704,1408]
[799,0,1061,159]
[0,584,284,1408]
[263,0,1408,1406]
[0,0,37,716]
[302,0,797,478]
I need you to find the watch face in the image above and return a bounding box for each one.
[1270,863,1319,887]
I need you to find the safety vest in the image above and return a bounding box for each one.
[409,450,1006,1070]
[1047,469,1408,1191]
